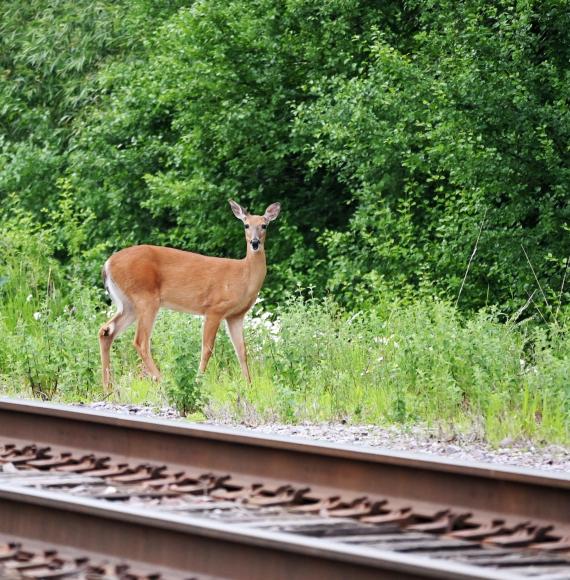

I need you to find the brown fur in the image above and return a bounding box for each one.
[98,201,280,391]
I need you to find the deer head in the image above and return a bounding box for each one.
[229,200,281,253]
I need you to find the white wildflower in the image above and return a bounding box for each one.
[347,313,359,325]
[268,320,282,342]
[26,294,33,302]
[246,316,262,330]
[33,312,42,321]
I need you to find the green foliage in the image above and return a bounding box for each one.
[66,0,399,297]
[0,211,568,442]
[0,0,186,218]
[203,295,570,443]
[1,0,569,309]
[294,1,570,309]
[0,210,100,400]
[0,0,569,442]
[0,207,64,330]
[160,314,205,414]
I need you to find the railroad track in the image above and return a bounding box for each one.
[0,398,568,579]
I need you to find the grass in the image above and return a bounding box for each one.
[202,299,569,445]
[0,215,569,445]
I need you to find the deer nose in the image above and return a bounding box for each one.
[251,238,260,250]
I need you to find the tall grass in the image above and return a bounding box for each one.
[203,297,570,443]
[0,213,569,443]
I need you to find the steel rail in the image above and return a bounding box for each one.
[0,533,192,579]
[0,484,520,580]
[0,398,568,531]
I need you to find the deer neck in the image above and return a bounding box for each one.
[244,245,267,292]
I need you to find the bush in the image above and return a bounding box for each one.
[3,0,569,309]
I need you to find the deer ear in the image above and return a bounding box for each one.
[229,199,248,222]
[264,202,281,222]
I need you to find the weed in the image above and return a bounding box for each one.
[0,215,568,443]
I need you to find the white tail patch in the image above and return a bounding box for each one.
[104,259,126,317]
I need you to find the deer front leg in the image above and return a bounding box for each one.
[226,315,251,383]
[199,315,222,374]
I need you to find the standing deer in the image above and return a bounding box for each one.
[98,200,281,391]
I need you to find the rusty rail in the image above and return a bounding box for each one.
[0,485,520,580]
[0,398,568,579]
[0,399,567,527]
[0,533,191,579]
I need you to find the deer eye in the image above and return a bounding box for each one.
[244,224,250,229]
[261,224,267,230]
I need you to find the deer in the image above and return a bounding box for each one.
[98,200,281,392]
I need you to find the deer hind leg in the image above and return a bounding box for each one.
[226,315,251,383]
[99,309,136,392]
[199,315,222,375]
[133,298,161,381]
